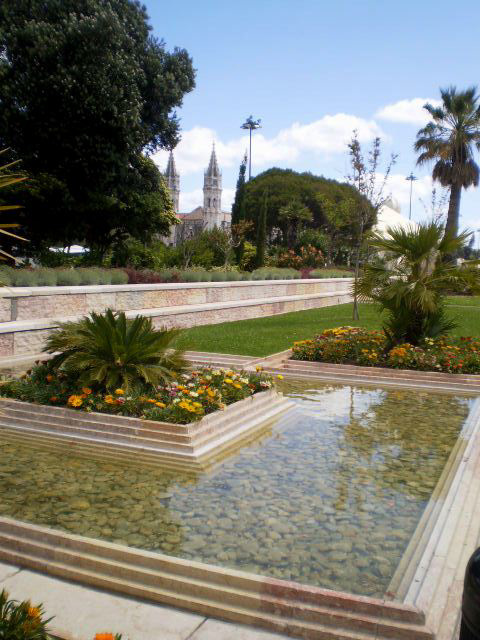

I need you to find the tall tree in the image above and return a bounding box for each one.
[0,0,195,254]
[347,131,397,320]
[255,191,268,268]
[231,153,248,262]
[415,87,480,238]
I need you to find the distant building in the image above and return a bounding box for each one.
[163,145,231,246]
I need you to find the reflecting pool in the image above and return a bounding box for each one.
[0,381,474,597]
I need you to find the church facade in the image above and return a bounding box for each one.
[163,145,231,246]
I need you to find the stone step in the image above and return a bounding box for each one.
[0,519,431,640]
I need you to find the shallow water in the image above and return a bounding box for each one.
[0,381,474,597]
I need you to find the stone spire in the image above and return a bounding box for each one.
[206,143,221,177]
[164,150,180,213]
[203,144,222,229]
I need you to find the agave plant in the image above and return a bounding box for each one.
[44,310,188,390]
[356,221,480,345]
[0,589,53,640]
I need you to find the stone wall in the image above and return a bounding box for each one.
[0,279,353,358]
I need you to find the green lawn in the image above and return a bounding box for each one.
[174,296,480,358]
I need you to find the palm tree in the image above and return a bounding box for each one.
[355,222,480,345]
[415,87,480,238]
[44,310,188,390]
[0,149,28,261]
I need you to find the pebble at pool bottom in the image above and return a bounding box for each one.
[0,380,473,598]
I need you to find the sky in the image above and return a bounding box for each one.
[145,0,480,239]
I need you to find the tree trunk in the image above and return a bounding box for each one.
[445,183,461,238]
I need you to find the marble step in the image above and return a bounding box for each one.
[0,518,431,640]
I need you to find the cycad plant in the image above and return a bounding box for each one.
[0,589,53,640]
[355,222,480,346]
[44,310,187,390]
[415,87,480,238]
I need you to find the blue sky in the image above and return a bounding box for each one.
[145,0,480,236]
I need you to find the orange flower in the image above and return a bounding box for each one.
[146,398,156,404]
[155,401,166,408]
[82,387,92,395]
[27,605,41,619]
[114,389,124,395]
[49,396,58,403]
[46,374,54,382]
[67,394,83,408]
[104,395,115,404]
[94,635,116,640]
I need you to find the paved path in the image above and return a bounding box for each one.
[0,561,290,640]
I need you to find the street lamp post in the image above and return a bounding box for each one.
[241,115,261,180]
[405,173,417,220]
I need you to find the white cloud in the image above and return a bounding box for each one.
[383,173,434,210]
[152,114,385,177]
[376,98,442,126]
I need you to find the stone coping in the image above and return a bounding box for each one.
[0,290,351,335]
[0,278,354,298]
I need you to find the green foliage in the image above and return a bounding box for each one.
[111,237,168,270]
[12,270,39,287]
[44,310,188,391]
[110,269,129,285]
[36,269,57,286]
[278,200,313,247]
[297,229,329,253]
[243,168,371,248]
[255,192,268,268]
[415,86,480,237]
[356,222,480,345]
[252,267,300,280]
[0,589,53,640]
[55,269,81,286]
[0,1,194,255]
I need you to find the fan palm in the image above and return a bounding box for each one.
[355,222,480,345]
[0,149,28,261]
[44,309,188,390]
[415,87,480,238]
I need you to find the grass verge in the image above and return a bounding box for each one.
[174,297,480,358]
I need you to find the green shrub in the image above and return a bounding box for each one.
[45,309,187,391]
[55,269,81,286]
[0,266,13,286]
[226,271,240,281]
[210,272,228,281]
[13,270,40,287]
[77,268,101,285]
[36,268,58,286]
[110,269,128,285]
[0,588,53,639]
[96,269,111,285]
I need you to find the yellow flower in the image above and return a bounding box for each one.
[207,388,216,398]
[255,366,263,371]
[193,402,202,407]
[114,389,124,395]
[277,374,284,380]
[155,402,166,408]
[224,379,233,384]
[233,383,242,389]
[104,395,115,404]
[146,398,156,404]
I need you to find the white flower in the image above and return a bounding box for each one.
[239,377,248,384]
[190,391,198,398]
[173,398,180,404]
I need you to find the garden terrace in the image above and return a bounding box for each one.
[0,278,352,359]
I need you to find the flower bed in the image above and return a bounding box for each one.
[291,327,480,374]
[0,363,275,424]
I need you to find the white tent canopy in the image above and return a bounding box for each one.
[375,197,418,236]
